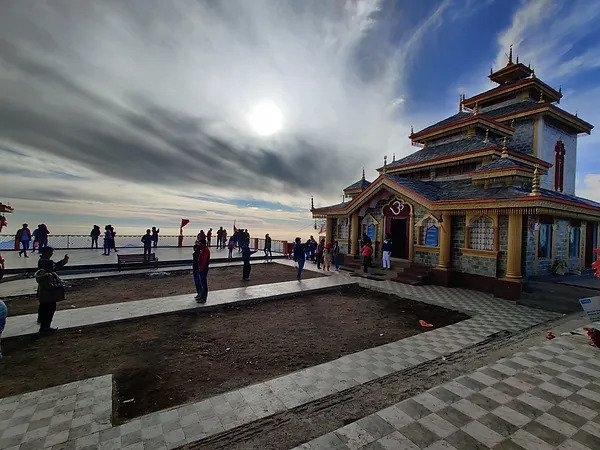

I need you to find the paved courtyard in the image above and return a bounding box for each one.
[1,261,596,449]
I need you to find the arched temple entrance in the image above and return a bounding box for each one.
[383,198,411,259]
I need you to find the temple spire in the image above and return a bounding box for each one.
[501,137,508,158]
[392,153,396,162]
[508,44,513,64]
[362,167,365,180]
[310,196,314,210]
[530,165,541,196]
[383,155,387,174]
[484,128,489,144]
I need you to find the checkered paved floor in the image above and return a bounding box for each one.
[0,272,564,449]
[295,330,600,450]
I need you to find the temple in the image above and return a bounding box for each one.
[311,49,599,299]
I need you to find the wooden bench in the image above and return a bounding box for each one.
[117,253,159,271]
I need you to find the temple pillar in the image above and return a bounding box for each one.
[350,213,359,256]
[325,217,333,244]
[506,213,523,279]
[437,213,452,269]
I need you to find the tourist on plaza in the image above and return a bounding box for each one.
[304,238,311,261]
[227,236,235,259]
[36,246,69,333]
[151,226,160,248]
[332,240,341,272]
[323,243,332,271]
[195,239,210,303]
[309,236,317,262]
[198,229,206,242]
[316,238,325,269]
[0,299,6,359]
[243,229,250,247]
[206,228,213,246]
[110,226,118,253]
[16,223,31,257]
[37,224,50,250]
[293,237,305,281]
[192,243,201,295]
[241,241,256,280]
[141,229,153,259]
[90,225,101,249]
[221,229,227,249]
[382,234,392,270]
[264,233,272,262]
[102,225,112,255]
[32,226,40,253]
[361,241,373,273]
[216,227,224,249]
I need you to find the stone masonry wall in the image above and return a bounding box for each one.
[414,250,439,267]
[523,216,537,277]
[451,215,498,278]
[509,119,534,154]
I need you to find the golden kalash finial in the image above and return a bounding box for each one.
[383,155,387,173]
[538,89,544,103]
[392,152,396,162]
[531,68,536,78]
[501,137,508,157]
[472,102,479,115]
[530,165,541,196]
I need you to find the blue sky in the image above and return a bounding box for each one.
[0,0,599,239]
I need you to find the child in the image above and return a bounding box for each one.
[141,229,152,259]
[227,237,235,259]
[361,242,373,273]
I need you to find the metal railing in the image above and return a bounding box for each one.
[0,235,289,252]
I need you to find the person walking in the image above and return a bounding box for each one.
[293,237,305,281]
[38,224,50,250]
[0,299,6,359]
[151,227,160,248]
[382,234,392,269]
[102,225,112,255]
[16,223,32,257]
[110,226,118,252]
[332,240,341,272]
[323,244,332,271]
[264,233,272,262]
[196,239,210,303]
[32,225,40,253]
[141,229,153,259]
[90,225,101,249]
[361,242,373,273]
[36,246,69,333]
[241,241,256,280]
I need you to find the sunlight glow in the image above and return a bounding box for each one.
[248,102,284,136]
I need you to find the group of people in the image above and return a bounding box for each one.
[360,232,393,273]
[291,236,342,281]
[140,227,160,257]
[14,223,50,257]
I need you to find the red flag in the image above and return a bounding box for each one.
[180,219,190,229]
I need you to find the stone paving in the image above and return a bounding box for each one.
[295,326,600,450]
[0,261,576,448]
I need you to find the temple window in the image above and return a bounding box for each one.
[469,216,494,251]
[569,226,580,258]
[420,218,439,246]
[538,224,553,258]
[554,140,565,192]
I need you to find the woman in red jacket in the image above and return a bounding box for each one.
[361,242,373,273]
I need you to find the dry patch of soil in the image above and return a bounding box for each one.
[4,263,324,316]
[0,286,468,423]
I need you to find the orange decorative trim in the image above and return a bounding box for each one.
[461,248,499,258]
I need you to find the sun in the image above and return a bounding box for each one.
[248,102,284,136]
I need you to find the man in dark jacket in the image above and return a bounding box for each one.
[196,240,210,303]
[293,237,305,281]
[241,242,256,280]
[37,246,69,333]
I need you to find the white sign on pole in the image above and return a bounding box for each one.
[579,296,600,322]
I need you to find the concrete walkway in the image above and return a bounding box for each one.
[0,263,566,449]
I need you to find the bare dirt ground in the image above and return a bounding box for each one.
[3,263,324,316]
[0,286,468,424]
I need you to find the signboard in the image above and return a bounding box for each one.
[367,224,376,243]
[383,198,410,218]
[424,225,439,247]
[579,296,600,322]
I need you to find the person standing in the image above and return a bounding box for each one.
[316,238,325,269]
[361,242,373,273]
[332,240,341,272]
[32,225,40,253]
[221,229,227,249]
[0,299,6,359]
[382,234,392,270]
[36,246,69,333]
[110,226,118,253]
[264,233,272,262]
[90,225,101,249]
[141,229,153,259]
[293,237,305,281]
[196,239,210,303]
[206,228,213,247]
[227,237,235,259]
[323,244,332,271]
[16,224,31,257]
[216,227,223,249]
[102,225,112,255]
[192,244,201,298]
[241,241,256,280]
[151,227,160,248]
[38,224,50,250]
